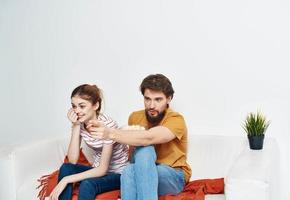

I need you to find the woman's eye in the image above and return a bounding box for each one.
[80,106,85,109]
[72,105,76,109]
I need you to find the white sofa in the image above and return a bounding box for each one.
[0,135,280,200]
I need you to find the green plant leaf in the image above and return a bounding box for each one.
[242,111,270,136]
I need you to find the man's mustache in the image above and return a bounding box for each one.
[147,109,159,113]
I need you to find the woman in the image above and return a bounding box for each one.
[49,84,128,200]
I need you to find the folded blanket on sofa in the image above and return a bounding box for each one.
[73,178,224,200]
[91,178,224,200]
[39,176,223,200]
[159,178,224,200]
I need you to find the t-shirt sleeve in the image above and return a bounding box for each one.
[162,114,187,140]
[128,113,134,126]
[99,113,118,145]
[102,139,115,145]
[104,117,118,129]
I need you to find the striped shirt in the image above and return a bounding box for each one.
[80,113,129,174]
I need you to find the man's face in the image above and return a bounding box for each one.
[144,89,171,125]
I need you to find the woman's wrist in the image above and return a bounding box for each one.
[71,123,81,130]
[62,176,71,184]
[72,122,80,126]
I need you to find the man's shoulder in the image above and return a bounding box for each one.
[161,109,187,140]
[165,109,184,119]
[128,109,146,124]
[129,109,145,118]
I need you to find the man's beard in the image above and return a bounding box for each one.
[145,109,166,127]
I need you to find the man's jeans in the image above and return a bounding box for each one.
[57,163,121,200]
[121,146,185,200]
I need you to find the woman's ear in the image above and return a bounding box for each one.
[93,102,100,111]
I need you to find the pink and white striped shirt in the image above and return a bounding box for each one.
[80,113,129,174]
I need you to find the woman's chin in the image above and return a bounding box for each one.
[81,116,96,124]
[83,118,93,124]
[78,117,86,123]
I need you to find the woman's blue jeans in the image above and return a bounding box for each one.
[57,163,120,200]
[121,146,185,200]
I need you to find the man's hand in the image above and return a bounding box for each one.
[86,120,112,140]
[49,178,68,200]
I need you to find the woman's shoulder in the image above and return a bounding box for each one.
[98,113,118,128]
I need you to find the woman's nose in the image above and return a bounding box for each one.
[74,107,80,114]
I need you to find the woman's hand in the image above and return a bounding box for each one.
[67,108,80,125]
[49,178,68,200]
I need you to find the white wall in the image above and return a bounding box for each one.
[1,0,290,198]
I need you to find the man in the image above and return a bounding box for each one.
[87,74,191,200]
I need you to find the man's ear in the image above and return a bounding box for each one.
[166,96,172,104]
[93,102,100,111]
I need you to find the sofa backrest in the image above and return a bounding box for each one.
[13,136,69,190]
[83,134,247,181]
[187,135,246,181]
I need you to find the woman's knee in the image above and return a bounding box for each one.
[78,180,96,200]
[59,163,77,177]
[79,179,95,192]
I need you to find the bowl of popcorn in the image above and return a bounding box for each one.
[121,125,145,131]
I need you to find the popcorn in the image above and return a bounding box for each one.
[120,125,145,131]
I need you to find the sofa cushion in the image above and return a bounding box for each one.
[225,178,269,200]
[205,194,225,200]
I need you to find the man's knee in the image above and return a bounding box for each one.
[121,164,134,180]
[133,145,156,162]
[156,165,185,195]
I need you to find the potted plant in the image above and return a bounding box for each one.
[242,111,270,150]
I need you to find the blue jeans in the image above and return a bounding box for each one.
[58,163,121,200]
[121,146,185,200]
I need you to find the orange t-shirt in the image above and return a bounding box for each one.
[128,108,192,182]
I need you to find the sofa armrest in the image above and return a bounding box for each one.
[0,136,69,200]
[225,138,280,200]
[0,145,17,200]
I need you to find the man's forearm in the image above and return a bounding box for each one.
[109,129,153,146]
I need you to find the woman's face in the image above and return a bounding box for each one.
[71,96,98,123]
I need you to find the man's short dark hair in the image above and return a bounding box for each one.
[140,74,174,98]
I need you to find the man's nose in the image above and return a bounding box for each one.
[149,101,156,109]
